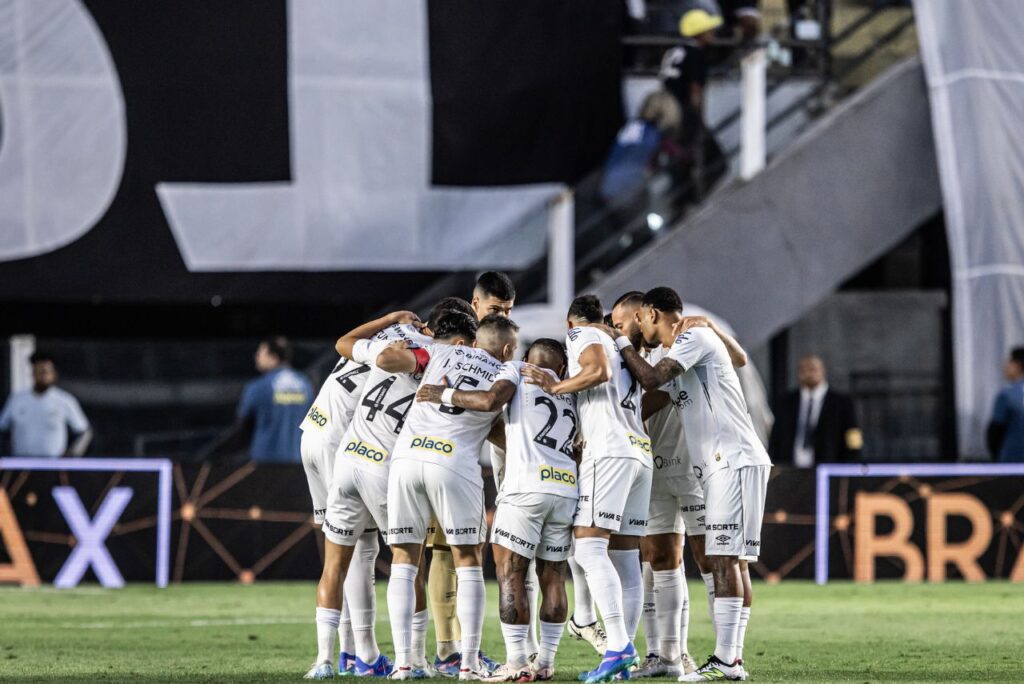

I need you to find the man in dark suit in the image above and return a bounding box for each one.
[768,355,863,467]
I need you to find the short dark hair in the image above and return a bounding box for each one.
[526,338,568,367]
[478,313,520,336]
[260,336,293,364]
[568,294,604,324]
[432,310,478,342]
[642,287,682,313]
[612,291,645,310]
[428,297,475,329]
[29,351,55,366]
[1011,347,1024,368]
[475,271,516,301]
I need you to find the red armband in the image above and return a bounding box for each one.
[412,347,431,374]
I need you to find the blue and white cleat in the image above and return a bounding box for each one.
[435,653,462,678]
[306,661,337,680]
[478,651,501,675]
[356,654,394,677]
[338,652,357,677]
[579,644,640,684]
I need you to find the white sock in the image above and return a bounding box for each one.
[537,620,564,669]
[316,607,341,665]
[387,563,418,668]
[652,569,683,663]
[701,572,716,629]
[412,610,429,666]
[500,622,530,668]
[609,549,642,643]
[456,566,485,671]
[737,607,751,661]
[573,537,628,651]
[349,532,380,664]
[525,561,540,656]
[568,552,598,625]
[680,567,690,655]
[641,562,658,656]
[338,600,354,658]
[712,597,742,665]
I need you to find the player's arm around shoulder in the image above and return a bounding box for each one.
[416,378,516,413]
[524,330,609,395]
[335,310,421,360]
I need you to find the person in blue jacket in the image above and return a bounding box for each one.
[987,347,1024,462]
[238,336,313,463]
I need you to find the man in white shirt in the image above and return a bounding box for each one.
[376,314,518,680]
[614,287,771,682]
[522,295,650,684]
[417,338,578,682]
[0,352,91,458]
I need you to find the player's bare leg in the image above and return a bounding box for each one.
[634,533,686,678]
[486,545,535,681]
[451,543,488,680]
[533,558,569,680]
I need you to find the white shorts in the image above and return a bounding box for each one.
[574,458,652,536]
[492,492,576,561]
[301,430,337,524]
[322,465,389,546]
[702,465,770,560]
[648,474,706,536]
[387,460,487,547]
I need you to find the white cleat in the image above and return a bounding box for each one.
[678,655,745,681]
[567,617,608,654]
[632,656,684,678]
[389,667,415,680]
[531,664,554,682]
[305,661,336,680]
[681,653,698,675]
[459,667,493,681]
[483,664,534,682]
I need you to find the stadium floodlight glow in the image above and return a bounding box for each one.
[53,487,133,589]
[813,462,1024,585]
[646,213,664,231]
[0,457,172,588]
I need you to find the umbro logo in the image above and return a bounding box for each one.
[715,534,731,545]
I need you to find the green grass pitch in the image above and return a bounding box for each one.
[0,580,1020,682]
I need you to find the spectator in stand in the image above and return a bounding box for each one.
[768,355,863,467]
[237,336,313,464]
[648,1,760,43]
[0,351,92,458]
[987,347,1024,462]
[719,0,761,43]
[599,90,681,203]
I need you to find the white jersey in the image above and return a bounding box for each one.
[664,327,772,479]
[391,344,503,483]
[566,326,650,466]
[338,324,433,474]
[300,324,423,443]
[494,361,579,500]
[644,346,690,478]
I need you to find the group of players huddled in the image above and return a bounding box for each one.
[299,272,771,683]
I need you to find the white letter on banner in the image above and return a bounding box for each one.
[0,0,126,261]
[53,486,132,589]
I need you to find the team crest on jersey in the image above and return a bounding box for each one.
[539,465,576,486]
[628,433,652,455]
[343,439,388,463]
[410,435,455,456]
[305,404,329,428]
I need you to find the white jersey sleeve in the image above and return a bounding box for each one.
[566,326,651,466]
[496,361,579,499]
[643,346,691,479]
[391,344,504,484]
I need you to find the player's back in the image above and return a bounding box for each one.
[392,344,503,482]
[496,361,579,500]
[566,325,650,465]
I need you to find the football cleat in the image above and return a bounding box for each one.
[338,652,357,677]
[435,653,462,678]
[305,661,336,680]
[483,664,534,682]
[631,656,683,679]
[478,651,501,674]
[678,655,745,681]
[681,653,698,675]
[531,665,554,682]
[355,654,394,677]
[580,643,640,684]
[459,666,492,681]
[567,618,608,654]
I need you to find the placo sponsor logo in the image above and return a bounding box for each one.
[410,435,455,456]
[540,466,576,486]
[628,433,652,455]
[343,439,388,463]
[305,404,329,428]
